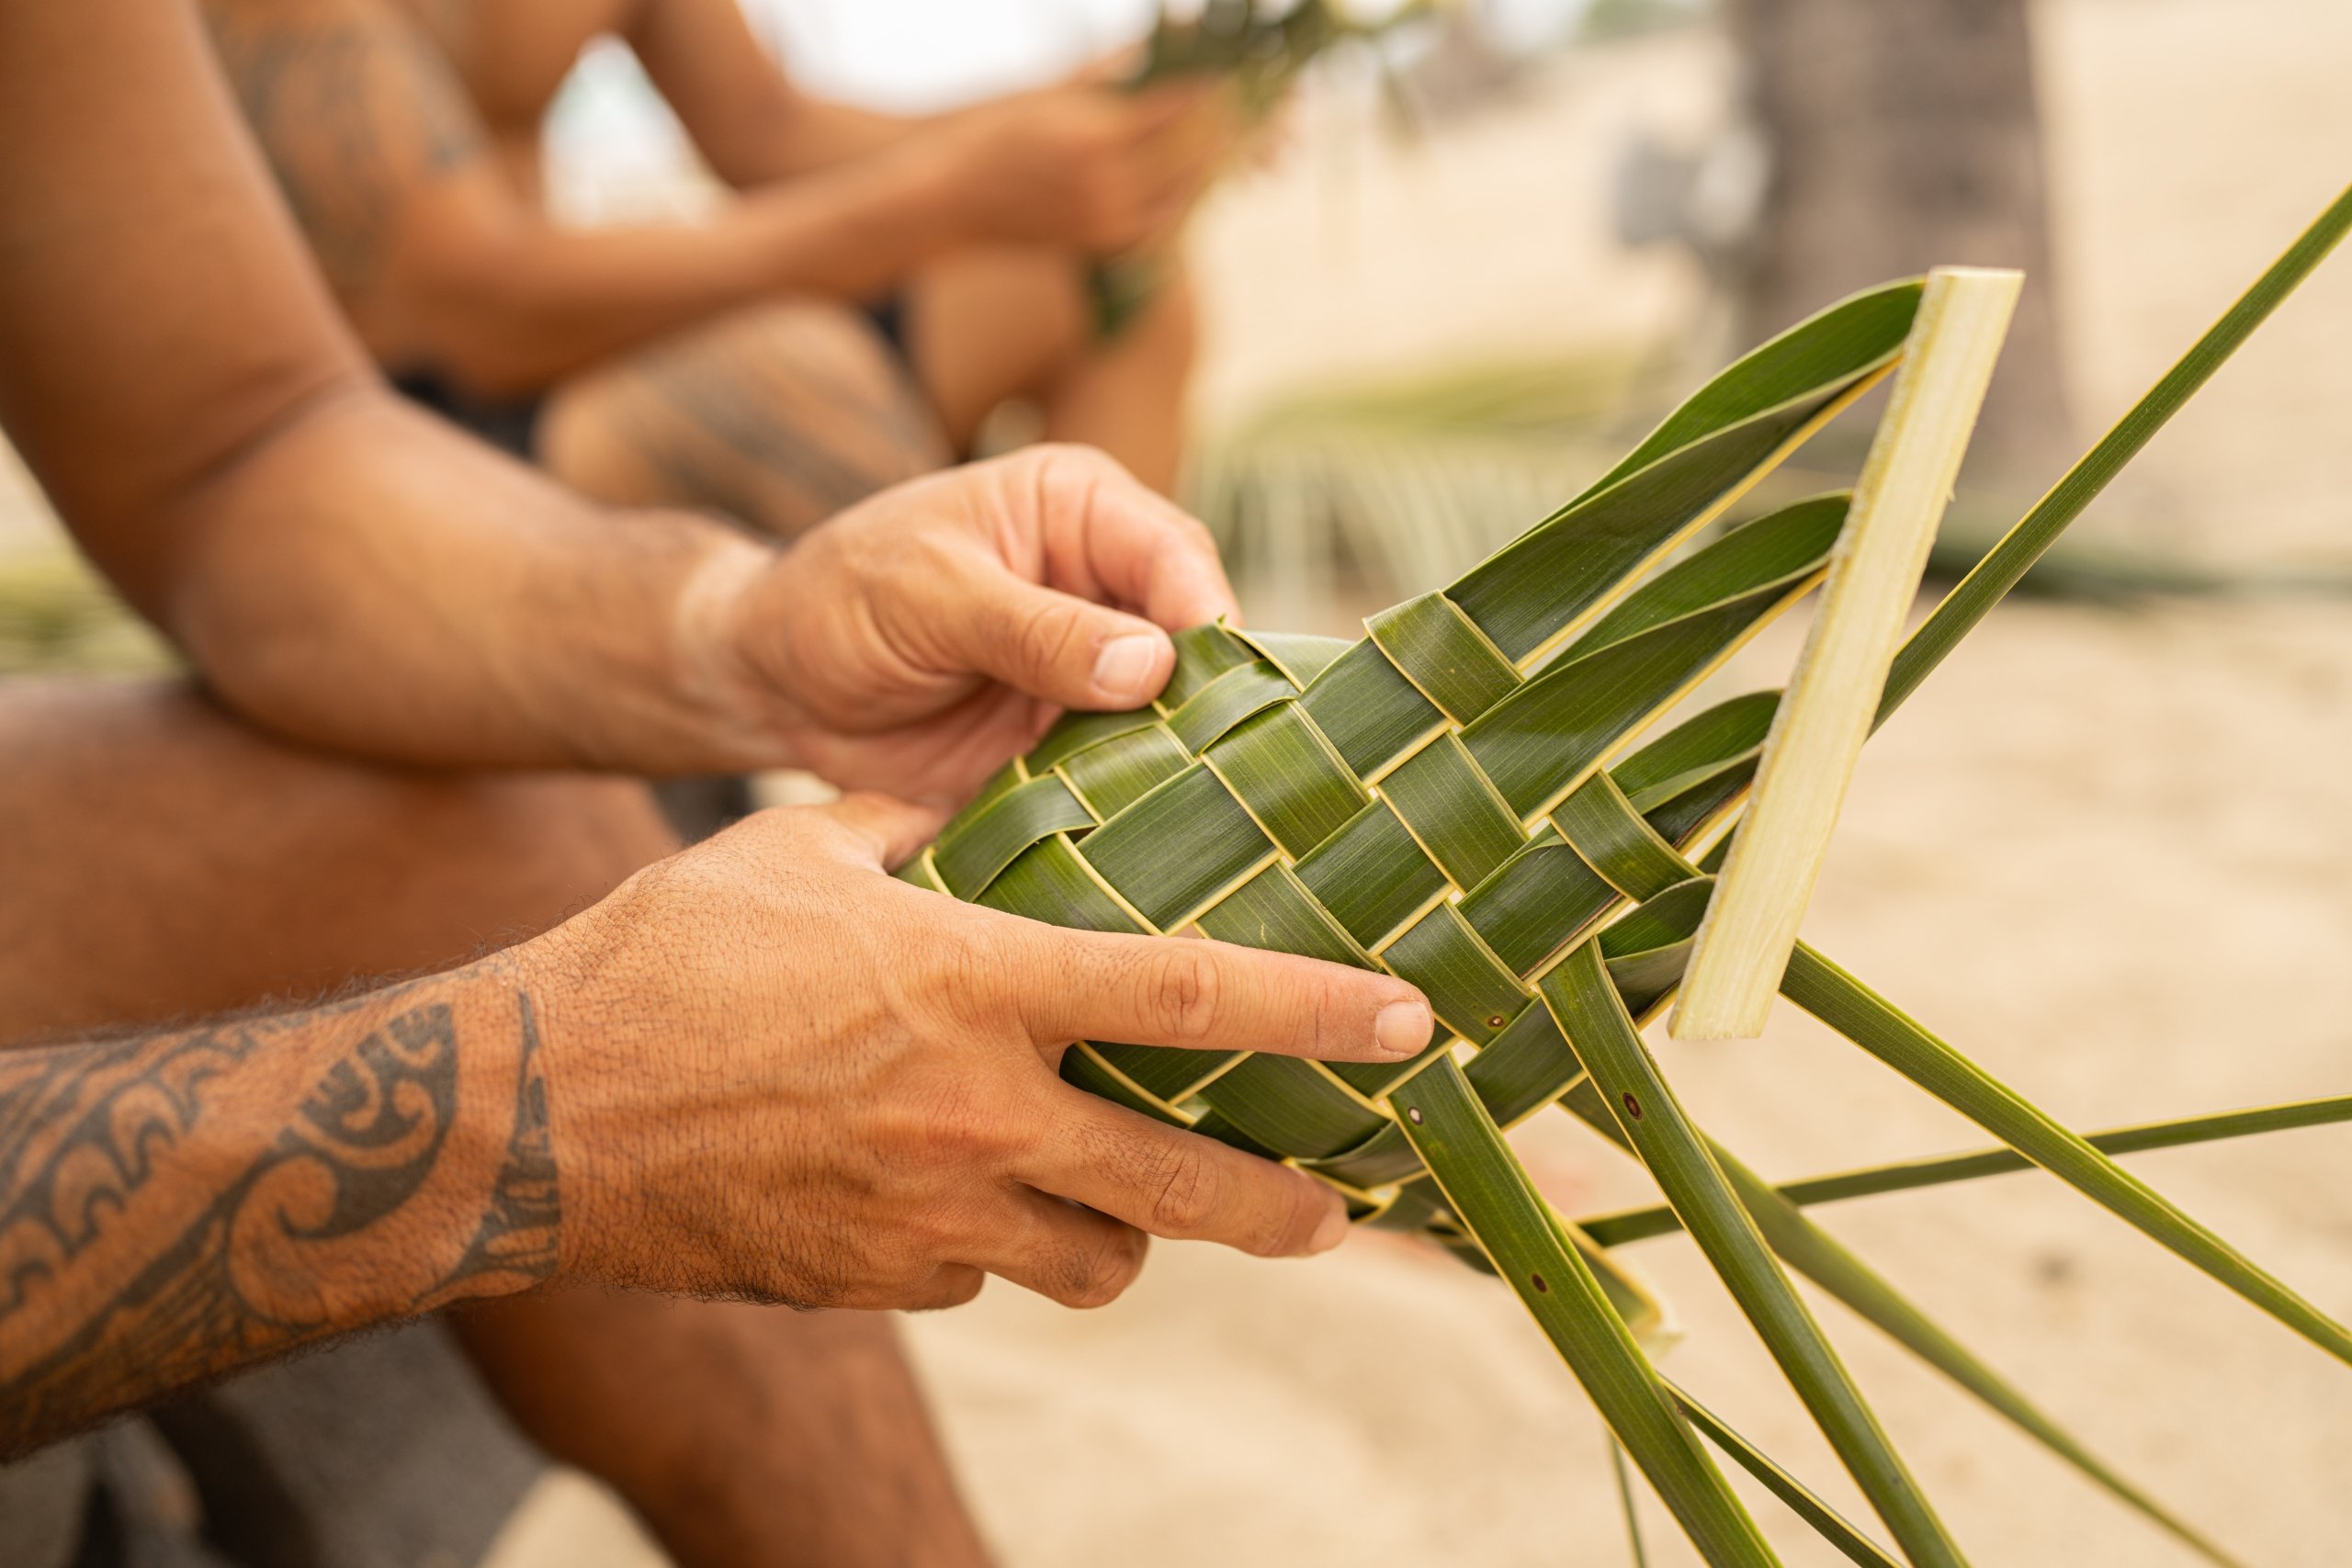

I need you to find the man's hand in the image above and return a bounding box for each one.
[0,785,1430,1449]
[521,794,1432,1312]
[944,81,1230,256]
[696,444,1235,804]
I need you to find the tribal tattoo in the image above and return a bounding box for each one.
[0,984,556,1457]
[607,309,951,538]
[202,0,489,296]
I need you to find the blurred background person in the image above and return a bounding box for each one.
[9,1,2351,1562]
[201,0,1232,537]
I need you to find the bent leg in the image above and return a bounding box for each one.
[455,1289,990,1568]
[1037,266,1197,497]
[0,677,673,1041]
[906,247,1197,494]
[537,300,953,540]
[903,247,1091,457]
[0,678,989,1566]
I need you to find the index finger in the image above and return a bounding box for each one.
[1030,446,1240,631]
[1007,924,1433,1064]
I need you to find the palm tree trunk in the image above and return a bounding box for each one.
[1726,0,2071,484]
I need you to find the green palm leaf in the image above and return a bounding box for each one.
[906,186,2352,1562]
[1544,941,1965,1565]
[1580,1093,2352,1241]
[1665,1384,1905,1568]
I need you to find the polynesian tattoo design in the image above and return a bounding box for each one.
[203,0,489,294]
[0,988,556,1454]
[620,320,954,534]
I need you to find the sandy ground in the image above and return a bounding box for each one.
[481,4,2352,1563]
[3,0,2346,1562]
[885,4,2352,1563]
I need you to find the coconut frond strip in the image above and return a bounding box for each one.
[908,192,2352,1562]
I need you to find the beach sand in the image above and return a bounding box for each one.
[2,0,2342,1561]
[488,2,2352,1561]
[882,6,2352,1562]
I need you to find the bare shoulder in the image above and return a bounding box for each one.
[198,0,491,295]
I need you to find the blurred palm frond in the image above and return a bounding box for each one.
[1188,347,2352,626]
[0,551,177,676]
[1186,349,1655,627]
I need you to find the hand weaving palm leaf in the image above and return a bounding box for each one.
[901,187,2352,1564]
[1091,0,1436,338]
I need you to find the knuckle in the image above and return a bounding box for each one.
[874,1251,941,1306]
[1144,945,1222,1045]
[1147,1145,1218,1235]
[907,1190,979,1255]
[1034,440,1103,477]
[924,913,1023,1035]
[1011,595,1088,682]
[923,1084,1027,1170]
[1062,1228,1145,1309]
[1305,967,1364,1057]
[1030,444,1119,502]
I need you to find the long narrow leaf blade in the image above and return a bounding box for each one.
[1711,1147,2245,1567]
[1611,1437,1654,1568]
[1664,1382,1904,1568]
[1554,884,2268,1562]
[1392,1057,1781,1568]
[1782,943,2352,1365]
[1881,182,2352,720]
[1542,944,1969,1567]
[1579,1093,2352,1244]
[1678,268,2018,1041]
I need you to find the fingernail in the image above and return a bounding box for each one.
[1374,999,1432,1059]
[1091,635,1160,703]
[1307,1203,1350,1256]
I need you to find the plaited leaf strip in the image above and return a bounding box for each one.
[900,202,2352,1563]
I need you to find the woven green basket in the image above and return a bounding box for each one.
[903,193,2352,1564]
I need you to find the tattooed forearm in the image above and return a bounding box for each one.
[421,996,559,1306]
[0,979,555,1457]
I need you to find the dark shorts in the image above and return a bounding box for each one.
[390,370,544,462]
[390,290,910,462]
[862,291,911,361]
[0,1319,544,1568]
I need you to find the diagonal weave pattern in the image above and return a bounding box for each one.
[897,220,2352,1564]
[903,281,1916,1238]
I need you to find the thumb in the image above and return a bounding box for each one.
[938,567,1177,712]
[821,793,953,870]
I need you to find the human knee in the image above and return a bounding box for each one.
[0,682,683,1032]
[541,302,951,534]
[736,302,952,481]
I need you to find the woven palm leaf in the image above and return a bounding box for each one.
[903,188,2352,1564]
